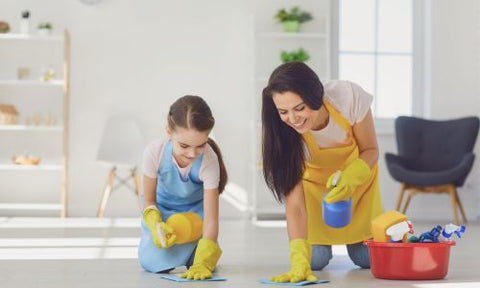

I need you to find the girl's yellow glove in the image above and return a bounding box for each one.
[142,206,177,248]
[324,158,371,204]
[181,238,222,280]
[270,239,317,283]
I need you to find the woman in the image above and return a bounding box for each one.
[262,62,382,283]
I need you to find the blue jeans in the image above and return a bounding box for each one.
[158,247,196,273]
[311,242,370,270]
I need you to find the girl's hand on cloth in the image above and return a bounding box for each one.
[181,263,212,280]
[142,205,177,248]
[270,239,318,283]
[181,238,222,280]
[324,158,371,204]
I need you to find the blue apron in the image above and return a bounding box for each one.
[138,140,204,272]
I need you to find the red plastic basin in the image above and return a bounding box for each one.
[364,240,455,280]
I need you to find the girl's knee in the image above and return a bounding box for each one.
[310,245,332,271]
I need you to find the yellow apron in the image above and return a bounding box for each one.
[302,101,382,245]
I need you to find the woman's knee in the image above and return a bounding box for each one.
[310,245,332,270]
[346,242,370,268]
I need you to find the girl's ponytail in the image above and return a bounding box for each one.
[207,138,227,193]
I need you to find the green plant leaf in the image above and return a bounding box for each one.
[274,6,313,23]
[280,47,310,63]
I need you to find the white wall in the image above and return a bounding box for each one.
[67,0,253,217]
[1,0,479,220]
[1,0,253,217]
[430,0,479,118]
[377,0,480,222]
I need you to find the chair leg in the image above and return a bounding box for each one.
[132,167,141,210]
[448,185,459,225]
[396,183,407,211]
[402,190,414,214]
[97,167,116,218]
[452,186,467,224]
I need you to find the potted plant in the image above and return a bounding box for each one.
[37,22,52,36]
[0,21,10,33]
[280,48,310,63]
[274,6,313,32]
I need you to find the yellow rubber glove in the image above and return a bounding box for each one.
[270,239,317,283]
[180,238,222,280]
[324,158,371,204]
[142,205,177,248]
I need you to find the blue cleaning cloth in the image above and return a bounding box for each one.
[161,275,227,282]
[260,279,330,286]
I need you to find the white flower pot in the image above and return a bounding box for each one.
[37,28,51,36]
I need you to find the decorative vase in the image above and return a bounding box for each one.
[20,18,29,34]
[38,28,51,36]
[282,20,300,32]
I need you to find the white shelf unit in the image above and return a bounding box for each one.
[0,164,63,171]
[0,79,64,86]
[251,1,331,220]
[256,32,328,39]
[0,33,64,42]
[0,31,70,217]
[0,203,62,211]
[0,125,63,131]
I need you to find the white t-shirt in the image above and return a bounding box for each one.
[311,80,373,148]
[142,138,220,190]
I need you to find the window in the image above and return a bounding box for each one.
[338,0,418,119]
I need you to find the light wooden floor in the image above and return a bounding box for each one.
[0,217,479,288]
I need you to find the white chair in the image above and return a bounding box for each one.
[96,114,144,217]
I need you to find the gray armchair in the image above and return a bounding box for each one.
[385,116,479,224]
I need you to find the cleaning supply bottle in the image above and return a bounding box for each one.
[385,220,413,242]
[323,171,352,228]
[441,223,466,242]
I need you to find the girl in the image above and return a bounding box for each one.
[138,95,227,280]
[262,62,382,283]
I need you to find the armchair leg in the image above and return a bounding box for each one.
[402,190,414,214]
[448,185,459,225]
[452,186,467,224]
[396,183,407,211]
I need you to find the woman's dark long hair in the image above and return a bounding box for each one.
[168,95,228,193]
[262,62,324,202]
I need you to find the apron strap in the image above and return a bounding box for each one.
[303,132,320,159]
[323,100,352,133]
[303,100,355,158]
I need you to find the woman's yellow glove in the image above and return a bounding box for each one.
[180,238,222,280]
[270,239,317,283]
[142,205,177,248]
[324,158,371,204]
